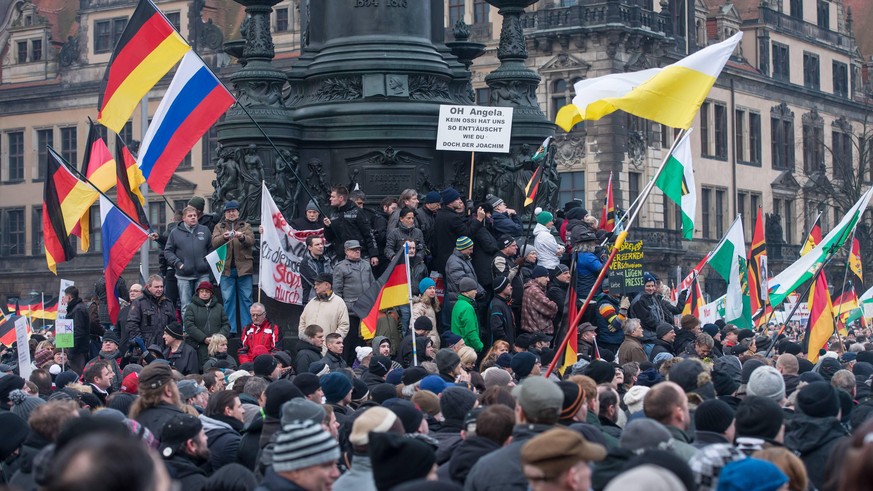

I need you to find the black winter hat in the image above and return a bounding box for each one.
[711,369,740,397]
[583,360,615,385]
[439,386,478,423]
[382,398,424,434]
[694,399,735,434]
[253,354,278,377]
[291,373,321,396]
[402,366,428,386]
[740,359,765,384]
[413,316,433,332]
[370,356,392,377]
[735,396,783,439]
[796,381,840,418]
[370,383,397,404]
[625,449,696,491]
[856,350,873,365]
[264,380,304,419]
[818,358,842,381]
[369,432,436,491]
[669,360,705,394]
[511,352,538,379]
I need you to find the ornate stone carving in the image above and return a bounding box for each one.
[489,80,538,108]
[627,130,647,168]
[417,167,436,192]
[235,76,285,107]
[409,75,451,101]
[306,158,330,200]
[59,35,80,67]
[540,52,589,73]
[269,149,302,219]
[199,19,225,51]
[497,13,528,60]
[312,77,363,102]
[240,4,276,61]
[213,144,242,204]
[239,144,265,223]
[553,133,586,169]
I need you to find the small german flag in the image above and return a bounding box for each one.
[353,249,410,341]
[524,164,544,207]
[850,237,863,284]
[115,139,150,229]
[97,0,191,133]
[73,122,117,252]
[31,297,58,320]
[600,171,615,232]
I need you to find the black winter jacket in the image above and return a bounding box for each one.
[294,340,322,374]
[431,208,483,275]
[784,413,849,490]
[324,201,377,259]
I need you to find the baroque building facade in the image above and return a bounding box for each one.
[0,0,869,302]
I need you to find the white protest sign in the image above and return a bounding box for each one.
[15,317,31,380]
[436,105,513,153]
[57,279,74,318]
[55,319,75,348]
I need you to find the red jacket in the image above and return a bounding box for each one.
[239,319,283,364]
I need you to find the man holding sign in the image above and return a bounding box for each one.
[63,286,91,373]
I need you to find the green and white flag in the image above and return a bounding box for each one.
[531,136,552,162]
[206,243,227,286]
[769,186,873,307]
[655,129,696,239]
[707,215,752,328]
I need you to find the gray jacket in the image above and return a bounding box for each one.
[333,454,377,491]
[333,258,375,312]
[384,223,425,260]
[164,222,212,279]
[444,250,483,314]
[464,424,552,491]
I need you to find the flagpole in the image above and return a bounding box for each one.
[555,251,578,372]
[468,152,475,200]
[404,243,418,367]
[833,227,857,325]
[523,141,553,244]
[139,97,151,279]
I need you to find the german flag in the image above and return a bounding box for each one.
[523,164,544,207]
[682,275,704,317]
[805,273,834,364]
[600,171,615,232]
[850,237,863,284]
[97,0,190,133]
[44,147,100,273]
[31,297,58,320]
[353,249,410,341]
[559,255,579,373]
[116,140,150,229]
[0,315,21,347]
[832,284,858,336]
[748,207,770,326]
[74,122,117,252]
[800,213,822,257]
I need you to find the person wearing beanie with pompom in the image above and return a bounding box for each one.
[533,211,564,271]
[9,389,45,422]
[445,236,484,330]
[410,277,441,349]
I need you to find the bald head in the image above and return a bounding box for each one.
[643,381,688,428]
[775,354,798,375]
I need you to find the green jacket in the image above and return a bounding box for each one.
[183,295,231,367]
[451,294,482,352]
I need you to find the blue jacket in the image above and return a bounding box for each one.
[575,251,603,297]
[491,211,522,237]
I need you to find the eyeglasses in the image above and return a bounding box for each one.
[251,312,266,318]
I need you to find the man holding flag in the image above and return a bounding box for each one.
[211,201,255,334]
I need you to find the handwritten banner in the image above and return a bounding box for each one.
[608,240,644,295]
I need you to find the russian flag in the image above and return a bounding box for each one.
[100,196,149,324]
[138,51,234,194]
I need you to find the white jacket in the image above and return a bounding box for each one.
[534,223,563,269]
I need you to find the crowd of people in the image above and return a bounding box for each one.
[1,186,873,491]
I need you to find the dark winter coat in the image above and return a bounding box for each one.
[397,334,433,368]
[575,251,603,299]
[492,251,523,308]
[135,403,187,440]
[164,221,212,279]
[547,280,569,334]
[324,201,378,259]
[164,341,201,375]
[163,452,209,491]
[784,413,849,490]
[464,423,554,491]
[649,338,675,362]
[445,249,483,314]
[66,297,91,357]
[629,292,680,332]
[255,468,308,491]
[127,289,177,347]
[7,431,50,491]
[298,251,332,304]
[333,258,375,312]
[384,223,425,260]
[673,329,698,355]
[294,339,322,374]
[200,414,243,472]
[594,293,625,347]
[238,413,263,471]
[487,294,515,348]
[432,208,483,275]
[184,295,231,367]
[490,211,522,237]
[446,436,501,485]
[321,350,348,371]
[470,223,499,289]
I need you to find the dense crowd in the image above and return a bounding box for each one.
[1,186,872,491]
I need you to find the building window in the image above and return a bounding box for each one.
[558,171,584,208]
[773,198,794,244]
[700,101,727,159]
[714,104,727,159]
[117,121,133,154]
[749,113,762,164]
[473,0,489,23]
[17,41,27,63]
[735,109,745,163]
[772,43,790,82]
[790,0,803,19]
[36,128,53,181]
[32,206,42,256]
[700,102,710,155]
[60,127,77,166]
[475,88,491,105]
[771,104,794,171]
[32,39,42,61]
[701,187,711,239]
[149,201,167,251]
[6,132,24,182]
[166,12,181,31]
[715,189,726,238]
[202,125,220,169]
[449,0,465,25]
[89,205,101,253]
[629,172,641,204]
[551,79,568,120]
[832,119,853,181]
[179,150,193,170]
[817,1,830,29]
[803,52,820,90]
[833,61,848,97]
[1,208,25,257]
[802,110,824,174]
[95,17,128,54]
[276,8,289,32]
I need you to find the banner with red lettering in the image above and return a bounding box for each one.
[259,183,323,304]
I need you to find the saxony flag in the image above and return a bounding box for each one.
[206,243,227,285]
[655,130,695,239]
[707,215,752,329]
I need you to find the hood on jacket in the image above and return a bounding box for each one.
[784,413,848,455]
[199,414,234,433]
[533,223,551,235]
[372,336,389,351]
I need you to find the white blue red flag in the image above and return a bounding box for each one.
[138,51,234,194]
[100,195,149,323]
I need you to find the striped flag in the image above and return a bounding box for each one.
[748,207,770,326]
[74,123,117,252]
[682,276,704,317]
[706,216,752,328]
[31,297,58,320]
[97,0,191,133]
[850,237,863,284]
[43,147,100,273]
[115,141,150,229]
[206,243,227,286]
[805,273,834,364]
[353,250,410,341]
[800,213,822,257]
[655,130,695,239]
[600,171,615,232]
[523,162,544,207]
[138,51,234,193]
[117,140,147,206]
[559,255,579,373]
[100,196,149,324]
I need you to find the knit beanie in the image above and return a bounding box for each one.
[425,190,440,204]
[370,356,391,377]
[291,373,321,397]
[306,200,319,212]
[689,443,747,491]
[558,381,585,420]
[351,378,370,402]
[711,370,739,397]
[369,432,436,490]
[716,458,788,491]
[694,399,735,434]
[386,368,404,386]
[531,266,549,279]
[164,322,184,340]
[9,389,45,421]
[734,396,783,439]
[419,375,448,395]
[253,354,278,377]
[188,196,206,211]
[745,366,785,403]
[623,385,650,414]
[656,323,675,339]
[536,211,554,225]
[321,373,353,404]
[493,276,510,294]
[402,366,428,386]
[0,375,26,407]
[382,399,423,434]
[626,450,696,491]
[440,187,460,205]
[584,360,615,385]
[818,358,841,381]
[281,398,325,426]
[740,358,765,384]
[0,412,28,460]
[511,352,538,379]
[273,420,340,473]
[440,387,478,422]
[618,419,672,452]
[54,370,79,390]
[669,360,706,394]
[482,367,512,388]
[264,380,304,419]
[418,277,436,294]
[455,236,473,251]
[440,332,463,349]
[413,317,433,333]
[371,383,398,404]
[796,381,840,418]
[436,348,461,374]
